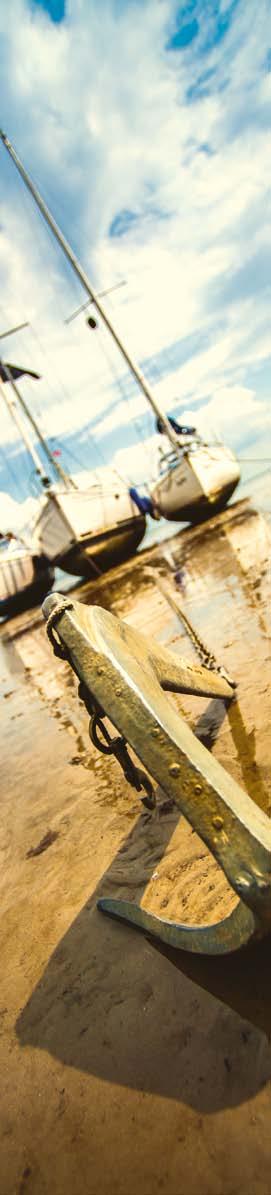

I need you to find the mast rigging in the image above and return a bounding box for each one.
[0,129,180,454]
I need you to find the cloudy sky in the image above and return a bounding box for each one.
[0,0,270,514]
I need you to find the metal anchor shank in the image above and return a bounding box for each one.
[43,593,271,954]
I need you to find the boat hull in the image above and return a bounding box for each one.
[167,477,240,524]
[32,484,146,578]
[0,551,54,618]
[151,446,240,522]
[56,514,146,578]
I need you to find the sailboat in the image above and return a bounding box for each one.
[150,415,240,522]
[0,346,55,617]
[0,129,240,542]
[0,530,54,619]
[32,472,146,578]
[0,347,145,582]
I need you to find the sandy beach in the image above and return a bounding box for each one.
[1,497,271,1195]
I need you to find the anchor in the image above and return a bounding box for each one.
[42,592,271,956]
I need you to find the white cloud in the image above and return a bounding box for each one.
[0,0,270,492]
[189,385,270,443]
[0,490,39,535]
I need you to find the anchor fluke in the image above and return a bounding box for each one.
[42,593,271,955]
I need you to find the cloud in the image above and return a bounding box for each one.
[0,0,270,496]
[188,385,271,443]
[0,489,39,535]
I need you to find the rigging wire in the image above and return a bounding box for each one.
[0,303,50,489]
[64,318,115,474]
[5,148,271,501]
[89,318,137,430]
[27,320,76,425]
[26,301,112,475]
[100,299,154,444]
[11,161,84,318]
[0,439,28,499]
[0,309,135,498]
[1,173,91,469]
[88,312,156,488]
[22,318,97,477]
[59,309,135,479]
[3,299,271,490]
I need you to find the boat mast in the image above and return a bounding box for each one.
[0,373,50,488]
[0,357,73,490]
[0,130,180,454]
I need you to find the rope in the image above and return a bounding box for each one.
[45,599,74,658]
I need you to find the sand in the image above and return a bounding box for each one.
[1,499,271,1195]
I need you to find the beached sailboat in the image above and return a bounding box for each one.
[32,473,146,578]
[0,341,55,616]
[0,532,54,618]
[0,350,145,582]
[0,129,240,534]
[0,184,146,582]
[151,416,240,522]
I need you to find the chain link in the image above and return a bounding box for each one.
[173,604,236,688]
[145,567,235,686]
[46,616,155,808]
[78,682,156,809]
[172,601,218,671]
[45,591,234,811]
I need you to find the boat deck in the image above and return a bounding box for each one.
[1,497,271,1195]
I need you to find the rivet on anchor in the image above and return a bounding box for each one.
[236,872,252,891]
[212,816,224,831]
[169,763,180,776]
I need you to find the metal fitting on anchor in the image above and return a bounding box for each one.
[42,592,271,956]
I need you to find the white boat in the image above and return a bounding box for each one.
[0,129,240,536]
[1,361,146,581]
[0,534,54,618]
[0,134,147,580]
[31,472,146,578]
[151,432,240,522]
[1,359,145,581]
[0,348,55,616]
[0,361,146,581]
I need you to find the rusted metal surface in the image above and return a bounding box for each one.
[42,587,271,955]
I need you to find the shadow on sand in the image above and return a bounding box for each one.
[17,698,271,1114]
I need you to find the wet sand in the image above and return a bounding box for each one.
[1,498,271,1195]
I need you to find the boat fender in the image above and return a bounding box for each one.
[129,486,158,519]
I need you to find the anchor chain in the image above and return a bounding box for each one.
[170,583,236,684]
[175,612,236,688]
[78,681,155,810]
[172,601,219,671]
[147,568,236,687]
[46,605,155,809]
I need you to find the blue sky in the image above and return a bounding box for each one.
[31,0,65,21]
[0,0,271,518]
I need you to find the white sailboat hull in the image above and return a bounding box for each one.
[0,542,54,617]
[151,445,240,522]
[32,483,146,578]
